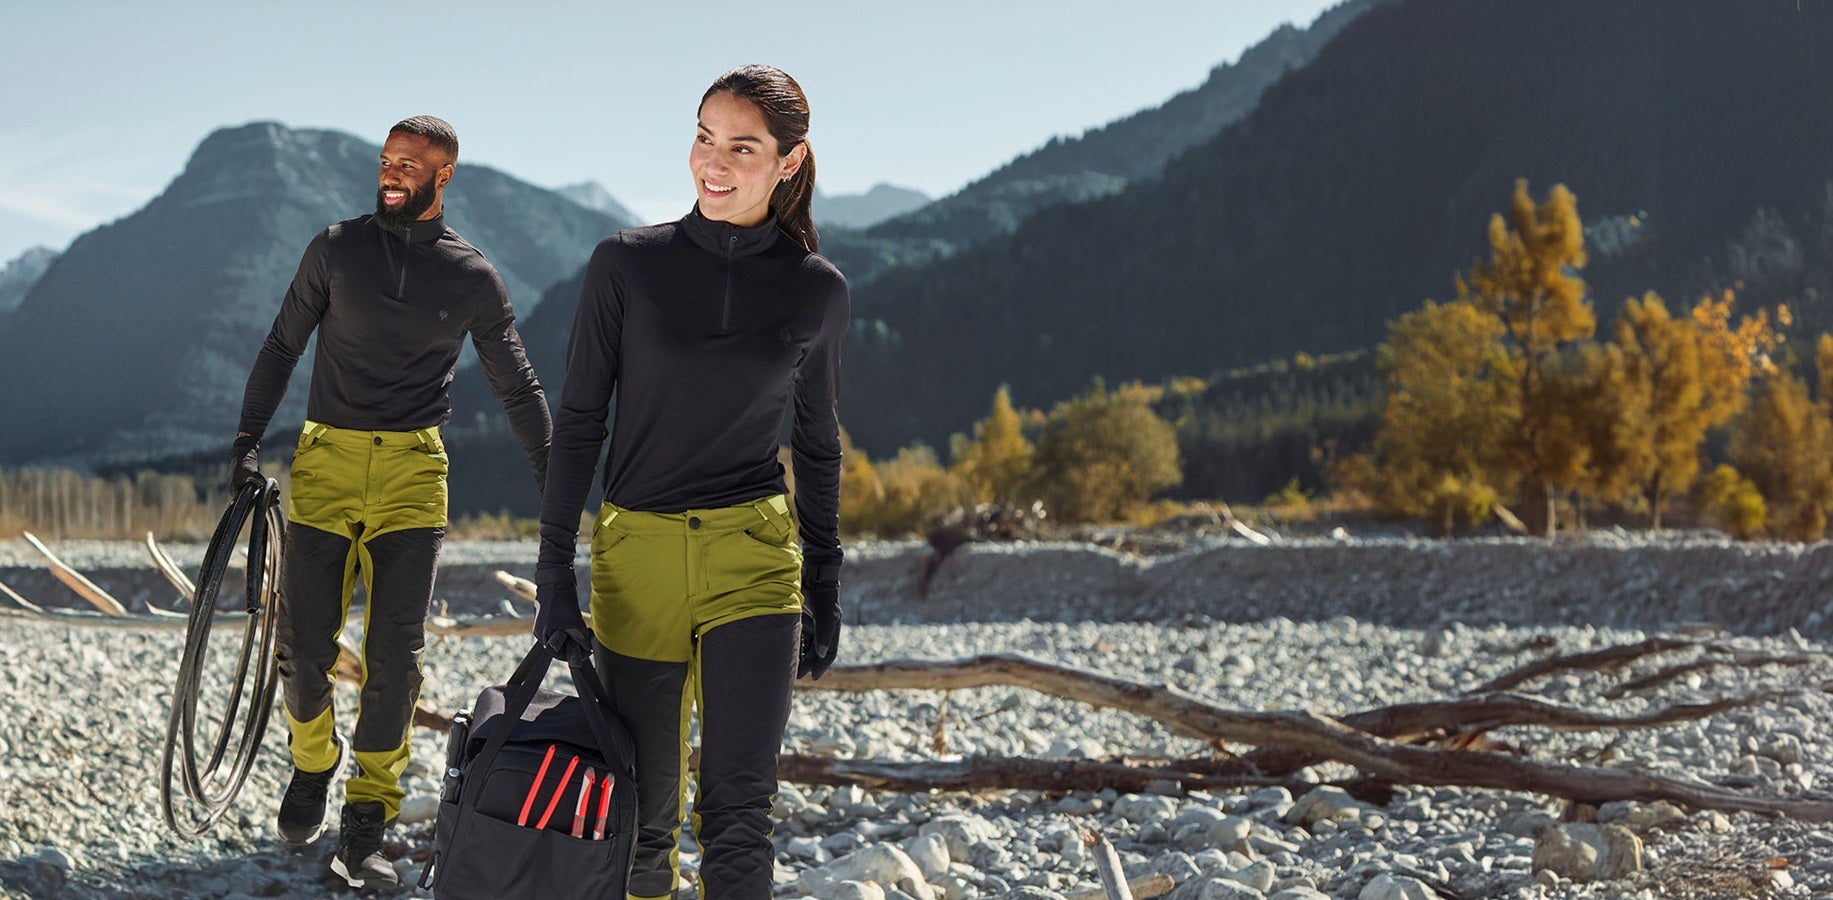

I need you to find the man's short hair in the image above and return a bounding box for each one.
[389,115,459,161]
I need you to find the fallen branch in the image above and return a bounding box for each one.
[1067,874,1173,900]
[144,532,197,603]
[777,753,1300,794]
[0,578,45,614]
[1085,830,1133,900]
[1472,637,1699,693]
[21,531,128,616]
[804,653,1833,820]
[1603,653,1823,699]
[494,570,537,605]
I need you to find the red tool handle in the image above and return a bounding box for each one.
[533,754,580,830]
[517,744,558,826]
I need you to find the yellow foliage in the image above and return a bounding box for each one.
[1368,298,1514,534]
[949,385,1037,506]
[1462,180,1597,535]
[1031,380,1182,523]
[840,441,963,538]
[1730,368,1833,541]
[1697,464,1765,540]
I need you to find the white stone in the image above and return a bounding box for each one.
[1169,875,1266,900]
[1531,823,1642,881]
[1227,860,1277,892]
[1358,873,1436,900]
[1283,786,1363,826]
[917,815,997,861]
[901,832,950,883]
[1114,794,1180,824]
[1207,815,1252,846]
[396,794,440,825]
[798,845,934,899]
[817,881,887,900]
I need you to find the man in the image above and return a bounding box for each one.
[230,115,550,889]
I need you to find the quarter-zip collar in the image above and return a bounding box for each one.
[681,205,780,258]
[373,213,445,300]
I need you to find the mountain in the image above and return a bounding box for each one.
[818,0,1377,285]
[0,246,56,315]
[556,181,639,226]
[0,121,628,468]
[813,184,930,230]
[839,0,1833,456]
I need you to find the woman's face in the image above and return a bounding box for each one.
[691,91,804,228]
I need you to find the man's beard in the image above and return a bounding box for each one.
[373,179,438,230]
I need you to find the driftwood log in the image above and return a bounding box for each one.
[6,542,1832,821]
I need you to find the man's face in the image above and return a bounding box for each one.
[375,131,451,226]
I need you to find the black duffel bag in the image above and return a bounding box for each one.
[419,642,637,898]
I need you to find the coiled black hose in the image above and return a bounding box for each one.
[160,477,285,837]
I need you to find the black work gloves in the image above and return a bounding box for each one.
[228,434,262,491]
[798,564,841,680]
[533,569,593,662]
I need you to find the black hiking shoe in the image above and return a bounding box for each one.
[330,801,398,890]
[275,733,348,847]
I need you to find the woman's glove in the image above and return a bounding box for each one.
[533,569,592,662]
[798,564,841,680]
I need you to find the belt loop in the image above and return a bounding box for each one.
[301,420,329,446]
[757,494,791,530]
[414,426,443,452]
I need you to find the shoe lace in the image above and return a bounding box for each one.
[342,808,387,858]
[283,768,332,806]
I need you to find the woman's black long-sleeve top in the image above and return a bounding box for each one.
[536,208,850,582]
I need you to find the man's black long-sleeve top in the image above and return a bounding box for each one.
[537,208,849,579]
[238,213,552,481]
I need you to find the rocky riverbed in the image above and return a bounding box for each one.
[1,532,1830,898]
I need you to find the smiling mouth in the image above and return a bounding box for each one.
[703,180,736,196]
[381,190,408,206]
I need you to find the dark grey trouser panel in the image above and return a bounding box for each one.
[593,643,691,900]
[594,611,799,900]
[694,612,800,899]
[275,522,442,752]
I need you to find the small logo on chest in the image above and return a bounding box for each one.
[438,309,450,321]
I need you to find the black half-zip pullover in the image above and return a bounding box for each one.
[238,213,552,478]
[537,208,850,575]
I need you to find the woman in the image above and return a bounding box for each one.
[533,64,848,899]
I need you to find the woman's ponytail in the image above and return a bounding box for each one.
[773,142,818,253]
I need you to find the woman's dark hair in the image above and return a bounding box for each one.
[702,65,818,253]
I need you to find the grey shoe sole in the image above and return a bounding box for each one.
[330,854,400,891]
[275,821,328,848]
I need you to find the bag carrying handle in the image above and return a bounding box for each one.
[460,642,631,809]
[423,642,631,887]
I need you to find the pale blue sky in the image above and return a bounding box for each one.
[0,1,1342,262]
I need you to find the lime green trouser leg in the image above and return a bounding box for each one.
[276,420,448,822]
[587,494,803,899]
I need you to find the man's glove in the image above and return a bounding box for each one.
[533,569,593,662]
[798,564,841,680]
[228,434,262,491]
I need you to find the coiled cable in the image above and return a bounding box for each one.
[160,477,285,837]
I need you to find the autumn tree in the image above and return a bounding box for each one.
[949,385,1038,506]
[1030,380,1181,523]
[1729,339,1833,541]
[1608,291,1784,528]
[1367,299,1515,535]
[1464,180,1594,536]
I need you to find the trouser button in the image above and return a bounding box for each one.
[373,436,383,445]
[688,516,701,529]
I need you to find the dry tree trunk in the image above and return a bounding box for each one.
[801,652,1833,820]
